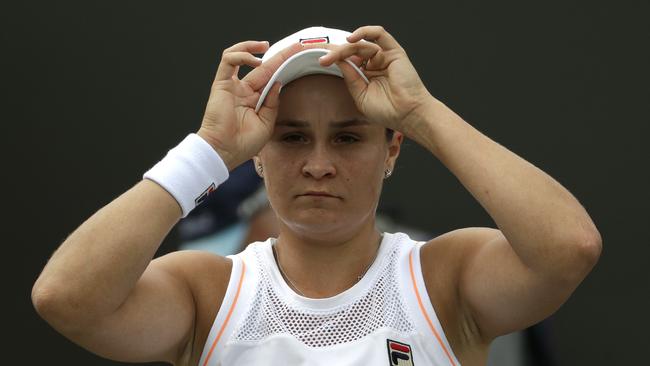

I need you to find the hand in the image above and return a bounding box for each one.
[197,41,304,170]
[319,26,434,134]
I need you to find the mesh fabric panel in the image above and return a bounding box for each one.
[232,240,416,347]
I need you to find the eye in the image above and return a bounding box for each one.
[334,134,360,144]
[281,133,309,144]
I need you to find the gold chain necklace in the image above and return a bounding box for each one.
[271,236,382,297]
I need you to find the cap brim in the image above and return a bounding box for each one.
[254,48,368,112]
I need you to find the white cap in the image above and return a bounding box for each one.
[254,26,369,112]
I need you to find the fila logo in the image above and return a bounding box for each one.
[195,182,216,206]
[387,339,414,366]
[299,36,330,45]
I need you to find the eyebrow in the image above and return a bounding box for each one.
[275,119,370,128]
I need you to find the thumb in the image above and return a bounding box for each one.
[336,60,368,104]
[257,81,282,127]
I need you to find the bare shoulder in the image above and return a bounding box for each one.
[422,227,502,253]
[419,227,502,362]
[420,227,502,286]
[153,250,233,366]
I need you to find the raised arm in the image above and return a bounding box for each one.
[31,40,304,364]
[321,25,601,343]
[409,98,601,340]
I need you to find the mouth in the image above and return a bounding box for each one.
[299,191,339,198]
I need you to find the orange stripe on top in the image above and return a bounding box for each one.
[409,250,457,366]
[202,259,246,366]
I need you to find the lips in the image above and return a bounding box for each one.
[299,191,339,198]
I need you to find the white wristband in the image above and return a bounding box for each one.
[143,133,229,218]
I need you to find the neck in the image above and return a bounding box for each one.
[273,219,382,298]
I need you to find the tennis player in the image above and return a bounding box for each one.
[32,26,601,365]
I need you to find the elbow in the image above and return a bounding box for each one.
[32,280,62,325]
[32,279,68,326]
[32,278,87,333]
[562,228,602,281]
[579,228,602,270]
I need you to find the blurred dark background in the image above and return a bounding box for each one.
[4,0,648,364]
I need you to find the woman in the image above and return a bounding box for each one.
[32,26,601,365]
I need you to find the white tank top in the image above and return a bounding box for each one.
[198,232,461,366]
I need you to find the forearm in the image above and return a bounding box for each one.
[32,179,181,324]
[408,98,601,276]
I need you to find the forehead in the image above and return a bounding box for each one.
[275,119,370,131]
[277,74,362,124]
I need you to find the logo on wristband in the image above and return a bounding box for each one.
[195,183,216,206]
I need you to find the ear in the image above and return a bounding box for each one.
[385,131,404,171]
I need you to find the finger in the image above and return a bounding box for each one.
[347,25,402,51]
[347,55,364,67]
[319,42,381,67]
[223,40,270,54]
[215,52,263,81]
[243,42,305,91]
[213,40,268,82]
[338,50,387,72]
[336,60,368,104]
[302,42,336,52]
[302,43,363,67]
[257,81,282,126]
[363,51,388,71]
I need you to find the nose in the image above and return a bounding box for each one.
[301,145,336,179]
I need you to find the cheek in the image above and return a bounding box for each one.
[259,148,300,207]
[260,145,293,175]
[346,143,386,172]
[340,150,386,194]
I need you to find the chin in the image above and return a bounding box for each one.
[280,208,371,240]
[291,209,344,231]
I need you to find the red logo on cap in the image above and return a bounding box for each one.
[299,36,330,45]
